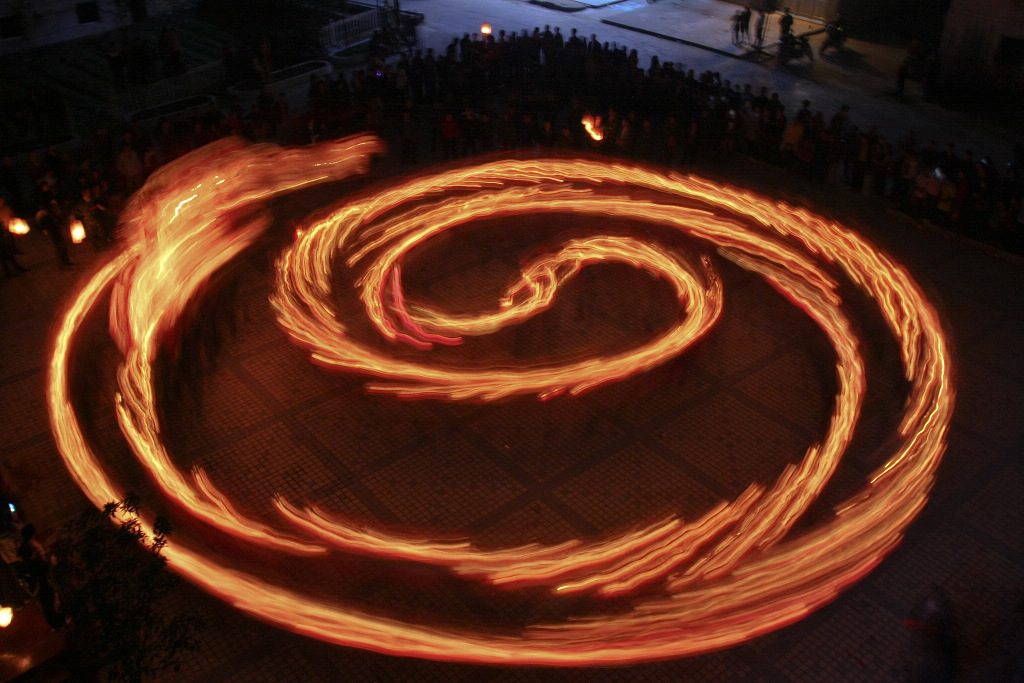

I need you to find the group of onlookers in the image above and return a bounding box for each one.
[2,22,1022,266]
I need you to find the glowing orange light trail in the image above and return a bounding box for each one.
[48,141,954,665]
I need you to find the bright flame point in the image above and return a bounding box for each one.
[70,219,85,244]
[582,115,604,142]
[8,217,29,235]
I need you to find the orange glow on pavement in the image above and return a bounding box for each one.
[48,140,954,665]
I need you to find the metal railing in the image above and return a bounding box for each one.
[320,9,379,51]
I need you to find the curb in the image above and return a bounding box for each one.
[600,18,761,61]
[600,19,828,63]
[528,0,631,10]
[529,0,589,12]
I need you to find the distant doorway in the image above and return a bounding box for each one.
[130,0,148,23]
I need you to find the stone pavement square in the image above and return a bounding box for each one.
[2,3,1024,678]
[363,432,527,530]
[651,391,809,493]
[25,177,1014,680]
[5,162,1023,681]
[555,441,721,529]
[467,396,627,482]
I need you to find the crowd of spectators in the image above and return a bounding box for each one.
[2,22,1023,269]
[0,477,62,631]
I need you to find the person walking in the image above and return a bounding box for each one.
[732,11,743,45]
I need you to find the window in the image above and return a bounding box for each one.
[0,13,25,39]
[75,1,100,24]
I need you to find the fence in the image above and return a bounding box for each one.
[320,9,380,52]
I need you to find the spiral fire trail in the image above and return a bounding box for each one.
[48,138,953,665]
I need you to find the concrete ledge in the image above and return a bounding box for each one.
[601,18,760,60]
[128,94,219,125]
[227,60,333,98]
[328,45,371,68]
[529,0,590,13]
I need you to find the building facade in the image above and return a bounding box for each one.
[941,0,1024,89]
[0,0,188,55]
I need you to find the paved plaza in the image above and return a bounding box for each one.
[1,1,1023,681]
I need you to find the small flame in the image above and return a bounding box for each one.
[582,115,603,142]
[0,606,12,628]
[480,23,492,35]
[8,217,29,235]
[71,219,86,244]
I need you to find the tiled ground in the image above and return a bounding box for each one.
[3,156,1023,682]
[1,7,1023,682]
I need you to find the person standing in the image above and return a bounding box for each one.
[74,187,110,250]
[731,11,743,45]
[0,198,27,278]
[37,200,72,266]
[779,8,794,38]
[17,524,63,630]
[754,10,767,49]
[739,6,752,43]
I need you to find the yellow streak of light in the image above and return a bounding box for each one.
[48,145,954,665]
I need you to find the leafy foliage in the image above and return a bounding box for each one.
[50,494,202,682]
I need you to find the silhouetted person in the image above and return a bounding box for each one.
[904,587,959,683]
[17,524,63,630]
[779,8,794,37]
[1,202,27,278]
[37,200,72,266]
[739,6,752,42]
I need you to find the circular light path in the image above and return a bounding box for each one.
[48,136,953,665]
